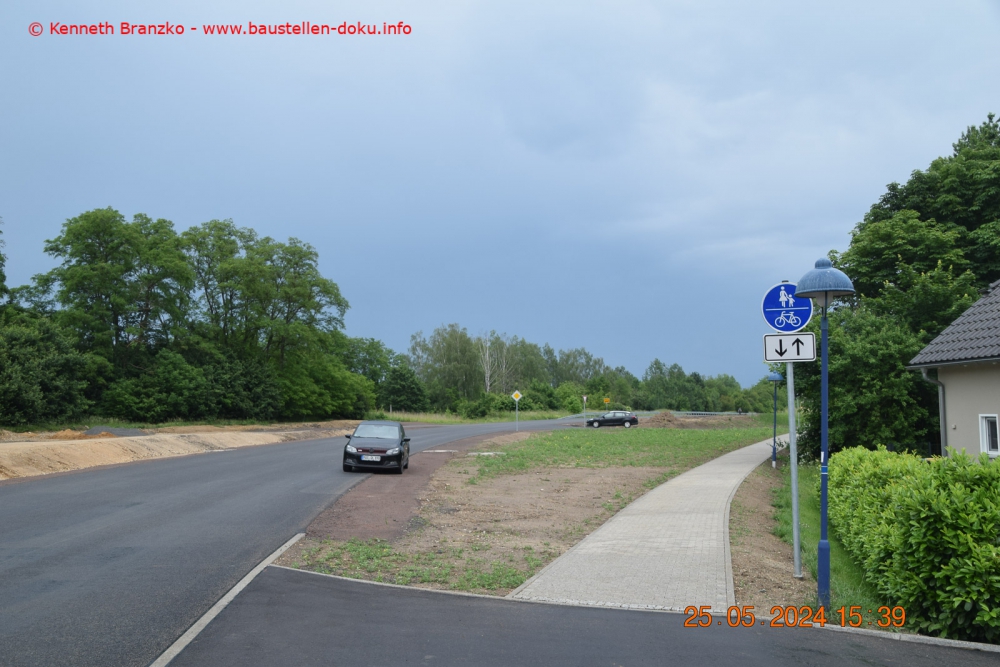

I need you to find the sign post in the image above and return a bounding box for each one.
[761,281,813,581]
[511,391,522,431]
[582,395,587,423]
[786,362,802,579]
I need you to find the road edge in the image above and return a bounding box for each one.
[267,565,1000,654]
[148,532,305,667]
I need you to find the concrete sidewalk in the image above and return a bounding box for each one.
[509,437,782,612]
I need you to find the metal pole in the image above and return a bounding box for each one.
[787,361,802,579]
[772,380,778,468]
[515,400,519,432]
[818,304,831,609]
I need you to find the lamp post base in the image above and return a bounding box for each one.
[817,539,831,609]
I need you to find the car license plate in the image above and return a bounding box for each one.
[361,455,381,461]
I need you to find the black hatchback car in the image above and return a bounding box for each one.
[343,420,410,473]
[586,411,639,428]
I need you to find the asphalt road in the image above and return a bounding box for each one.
[172,567,997,667]
[0,419,572,667]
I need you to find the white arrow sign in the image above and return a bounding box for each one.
[763,333,816,362]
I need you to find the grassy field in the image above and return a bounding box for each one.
[294,423,776,593]
[772,462,892,627]
[467,425,776,486]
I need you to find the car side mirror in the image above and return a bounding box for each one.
[345,434,351,439]
[403,437,410,443]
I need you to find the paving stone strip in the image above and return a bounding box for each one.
[509,437,781,612]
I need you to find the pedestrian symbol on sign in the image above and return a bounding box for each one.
[778,286,795,308]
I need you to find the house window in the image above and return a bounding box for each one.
[981,415,999,456]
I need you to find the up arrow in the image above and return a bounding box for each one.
[775,339,787,357]
[792,338,805,354]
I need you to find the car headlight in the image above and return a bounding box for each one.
[346,444,357,453]
[387,447,401,455]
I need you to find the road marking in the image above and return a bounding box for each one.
[148,532,305,667]
[421,449,458,453]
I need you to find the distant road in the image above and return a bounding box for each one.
[0,419,571,667]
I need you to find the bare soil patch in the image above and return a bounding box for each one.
[729,454,814,613]
[641,411,757,429]
[297,432,533,544]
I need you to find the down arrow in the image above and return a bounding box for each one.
[775,340,787,357]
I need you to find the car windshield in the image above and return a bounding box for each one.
[353,424,399,439]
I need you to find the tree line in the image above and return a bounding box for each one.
[404,325,782,416]
[795,113,1000,458]
[0,210,780,426]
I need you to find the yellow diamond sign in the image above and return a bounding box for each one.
[511,391,522,401]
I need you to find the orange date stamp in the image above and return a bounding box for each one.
[683,605,906,628]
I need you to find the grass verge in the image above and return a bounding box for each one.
[296,539,553,592]
[772,462,893,628]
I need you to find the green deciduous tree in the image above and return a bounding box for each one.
[795,306,932,458]
[379,364,429,413]
[40,208,194,369]
[800,114,1000,456]
[408,324,482,410]
[836,210,970,299]
[859,113,1000,288]
[0,311,109,425]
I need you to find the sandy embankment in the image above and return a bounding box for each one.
[0,425,358,481]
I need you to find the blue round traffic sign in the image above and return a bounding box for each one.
[761,283,812,332]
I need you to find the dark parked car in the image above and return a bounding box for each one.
[586,411,639,428]
[343,420,410,473]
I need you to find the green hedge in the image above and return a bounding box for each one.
[828,447,1000,642]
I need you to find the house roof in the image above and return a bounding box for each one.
[910,279,1000,367]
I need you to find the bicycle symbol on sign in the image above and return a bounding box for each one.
[773,311,801,328]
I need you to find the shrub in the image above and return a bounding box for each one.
[0,313,107,425]
[101,350,212,422]
[829,447,1000,642]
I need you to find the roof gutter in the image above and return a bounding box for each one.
[919,368,947,456]
[908,355,1000,370]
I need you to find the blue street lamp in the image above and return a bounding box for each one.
[795,257,855,611]
[767,371,783,468]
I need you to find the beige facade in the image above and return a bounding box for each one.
[938,361,1000,459]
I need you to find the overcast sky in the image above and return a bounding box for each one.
[3,1,999,386]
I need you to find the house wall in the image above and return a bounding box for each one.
[938,362,1000,458]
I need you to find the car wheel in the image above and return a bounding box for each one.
[343,463,352,472]
[395,461,404,475]
[592,421,600,428]
[404,458,409,469]
[623,421,631,428]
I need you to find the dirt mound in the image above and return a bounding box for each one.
[0,425,357,481]
[45,429,119,440]
[642,412,681,428]
[641,411,757,429]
